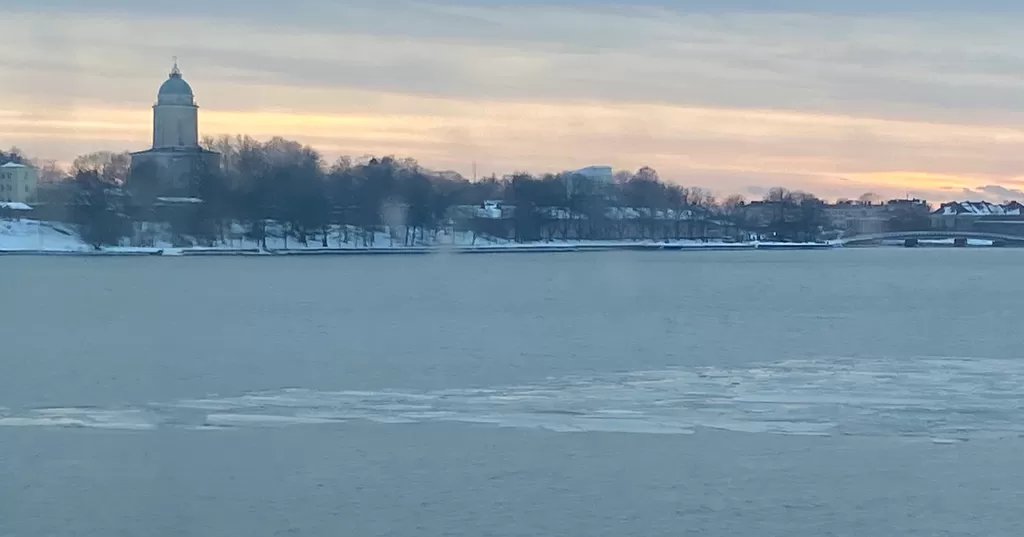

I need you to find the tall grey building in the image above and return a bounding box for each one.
[130,60,220,198]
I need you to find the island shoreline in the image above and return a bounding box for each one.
[0,242,842,257]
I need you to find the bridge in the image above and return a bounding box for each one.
[836,230,1024,246]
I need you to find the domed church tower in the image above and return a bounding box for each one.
[130,59,220,199]
[153,59,199,149]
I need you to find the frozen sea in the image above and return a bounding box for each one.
[2,249,1023,536]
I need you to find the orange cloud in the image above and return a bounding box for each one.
[5,91,1023,203]
[844,171,979,191]
[5,5,1024,201]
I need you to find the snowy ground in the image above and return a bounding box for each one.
[0,219,507,253]
[0,218,830,255]
[0,219,92,252]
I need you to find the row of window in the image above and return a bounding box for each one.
[0,184,30,192]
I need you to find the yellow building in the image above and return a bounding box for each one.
[0,162,38,204]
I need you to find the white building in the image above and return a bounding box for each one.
[130,60,220,197]
[0,162,39,204]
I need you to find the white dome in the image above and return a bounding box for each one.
[157,62,195,105]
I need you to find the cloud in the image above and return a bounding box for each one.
[979,184,1024,200]
[10,3,1024,123]
[4,1,1024,200]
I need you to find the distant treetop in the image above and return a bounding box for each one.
[0,147,26,166]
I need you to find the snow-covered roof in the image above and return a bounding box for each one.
[450,203,706,221]
[936,201,1023,216]
[605,207,695,220]
[537,207,698,220]
[155,197,204,204]
[449,204,504,219]
[0,202,32,210]
[1,162,27,168]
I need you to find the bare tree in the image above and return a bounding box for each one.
[721,194,746,215]
[49,132,865,248]
[0,147,26,165]
[72,151,132,184]
[30,159,68,183]
[683,187,716,209]
[859,192,883,204]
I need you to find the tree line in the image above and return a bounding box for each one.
[1,140,928,248]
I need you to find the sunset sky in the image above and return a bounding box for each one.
[4,0,1024,201]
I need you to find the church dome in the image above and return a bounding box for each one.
[159,74,192,97]
[157,60,195,104]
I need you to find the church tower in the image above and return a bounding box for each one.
[152,59,199,149]
[129,59,220,199]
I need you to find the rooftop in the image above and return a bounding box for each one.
[155,197,204,204]
[936,201,1024,216]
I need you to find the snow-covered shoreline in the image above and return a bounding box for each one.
[6,219,1017,257]
[0,218,837,256]
[0,240,836,257]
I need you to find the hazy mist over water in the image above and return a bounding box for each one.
[2,250,1024,536]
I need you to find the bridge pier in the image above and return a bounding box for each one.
[954,237,968,247]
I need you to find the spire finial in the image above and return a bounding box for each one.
[170,56,181,76]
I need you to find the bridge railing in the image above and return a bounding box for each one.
[837,230,1024,244]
